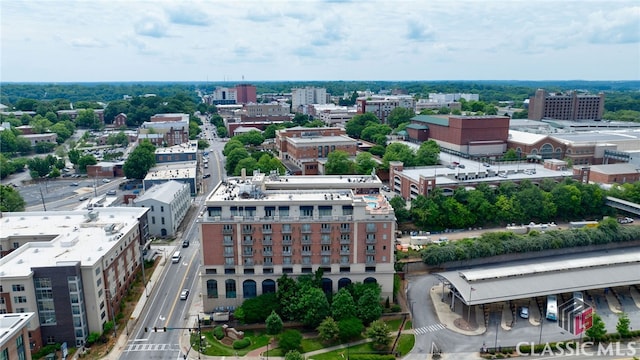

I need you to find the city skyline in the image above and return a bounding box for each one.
[1,0,639,83]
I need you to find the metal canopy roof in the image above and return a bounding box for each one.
[436,248,640,306]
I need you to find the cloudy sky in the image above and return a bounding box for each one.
[1,0,639,82]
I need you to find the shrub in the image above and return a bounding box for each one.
[390,304,401,312]
[232,338,251,349]
[213,326,225,340]
[279,329,302,353]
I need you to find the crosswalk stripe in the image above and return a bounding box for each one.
[414,323,446,334]
[125,343,180,352]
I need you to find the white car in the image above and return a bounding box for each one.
[102,179,111,183]
[520,306,529,319]
[180,289,189,300]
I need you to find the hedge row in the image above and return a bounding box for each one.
[421,222,640,265]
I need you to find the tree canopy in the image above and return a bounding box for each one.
[123,141,156,179]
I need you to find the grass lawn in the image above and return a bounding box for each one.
[305,342,379,360]
[396,334,415,356]
[193,329,270,356]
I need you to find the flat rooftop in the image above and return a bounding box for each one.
[205,173,391,213]
[287,135,356,145]
[0,208,147,277]
[437,247,640,305]
[146,161,197,180]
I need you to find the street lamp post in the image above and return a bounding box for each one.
[467,287,475,323]
[538,316,544,344]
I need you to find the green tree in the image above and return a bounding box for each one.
[278,330,302,353]
[34,142,56,154]
[50,122,74,143]
[48,167,61,179]
[325,150,355,175]
[235,130,264,146]
[28,157,52,179]
[284,350,304,360]
[585,313,607,343]
[366,320,391,350]
[16,136,33,154]
[256,154,285,175]
[338,317,364,341]
[78,154,97,172]
[236,293,279,324]
[225,147,250,175]
[276,274,300,321]
[317,317,340,343]
[387,107,416,128]
[382,142,416,168]
[503,148,519,161]
[265,311,283,335]
[357,288,383,324]
[223,139,244,156]
[389,196,411,223]
[29,116,52,134]
[361,123,392,146]
[197,139,210,150]
[355,152,377,175]
[234,157,258,176]
[216,126,228,138]
[552,183,582,220]
[68,149,81,165]
[0,185,26,212]
[331,288,357,321]
[76,109,100,129]
[345,113,380,138]
[0,129,18,154]
[298,287,331,328]
[616,312,631,338]
[415,140,440,166]
[123,141,156,179]
[263,124,285,139]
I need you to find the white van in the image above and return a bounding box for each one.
[172,251,181,263]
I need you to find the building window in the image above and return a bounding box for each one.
[13,242,20,249]
[225,257,235,266]
[340,223,350,232]
[264,206,275,218]
[208,207,222,217]
[151,206,154,211]
[300,206,313,217]
[206,280,218,298]
[318,206,332,217]
[279,206,289,217]
[225,280,236,298]
[151,216,155,224]
[12,284,25,292]
[161,217,165,225]
[224,246,234,256]
[282,246,291,255]
[302,256,311,265]
[14,296,27,303]
[160,206,164,212]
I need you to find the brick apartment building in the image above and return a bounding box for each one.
[276,127,357,175]
[528,89,605,121]
[198,172,396,312]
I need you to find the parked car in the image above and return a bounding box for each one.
[70,182,79,186]
[180,289,189,300]
[458,164,466,168]
[203,174,211,179]
[78,196,88,201]
[520,306,529,319]
[102,179,111,183]
[182,240,190,248]
[106,190,116,195]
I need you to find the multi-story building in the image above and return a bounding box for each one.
[235,84,257,104]
[155,142,198,163]
[291,87,327,112]
[305,104,357,126]
[428,93,479,103]
[407,115,510,156]
[133,180,191,237]
[143,161,198,195]
[528,89,605,121]
[356,95,415,124]
[276,127,356,175]
[138,114,189,146]
[0,208,149,350]
[243,103,290,118]
[198,172,395,312]
[0,313,35,360]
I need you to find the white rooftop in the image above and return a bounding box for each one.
[0,313,35,347]
[145,161,197,180]
[287,135,356,145]
[135,180,187,203]
[0,208,148,278]
[155,142,198,154]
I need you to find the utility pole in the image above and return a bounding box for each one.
[140,246,148,297]
[39,186,47,211]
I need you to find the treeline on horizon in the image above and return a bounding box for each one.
[1,80,639,109]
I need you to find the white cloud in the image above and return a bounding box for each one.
[70,38,107,48]
[0,0,638,82]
